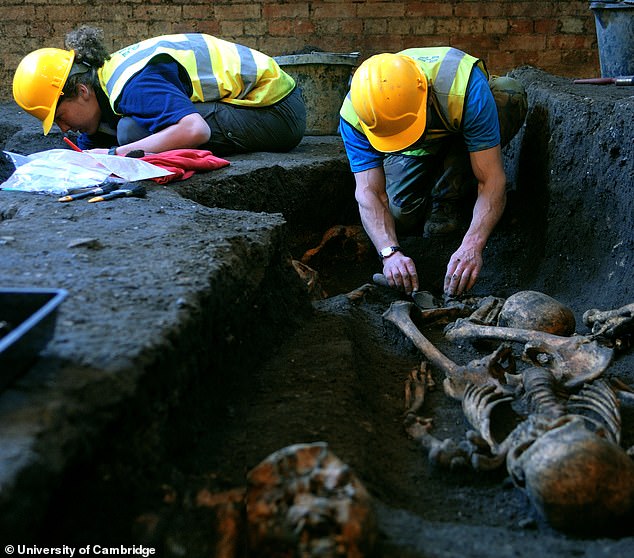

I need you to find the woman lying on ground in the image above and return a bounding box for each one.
[13,26,306,156]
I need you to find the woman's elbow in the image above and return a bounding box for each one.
[181,113,211,146]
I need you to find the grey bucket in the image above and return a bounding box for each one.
[590,1,634,77]
[275,52,359,135]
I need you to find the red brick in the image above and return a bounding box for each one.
[454,3,502,18]
[458,18,485,35]
[263,3,309,19]
[214,4,261,20]
[534,19,559,35]
[405,2,453,17]
[502,35,547,51]
[509,19,534,35]
[357,2,405,18]
[312,2,357,19]
[484,18,509,35]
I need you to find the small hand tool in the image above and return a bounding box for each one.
[88,182,147,203]
[372,273,438,309]
[58,181,120,202]
[573,76,634,86]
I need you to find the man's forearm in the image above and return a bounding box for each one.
[462,185,506,252]
[354,167,399,254]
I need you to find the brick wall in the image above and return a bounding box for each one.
[1,0,600,102]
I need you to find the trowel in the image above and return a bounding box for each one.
[372,273,439,309]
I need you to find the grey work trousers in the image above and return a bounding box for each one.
[117,86,307,156]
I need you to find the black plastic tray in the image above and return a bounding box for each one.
[0,288,68,390]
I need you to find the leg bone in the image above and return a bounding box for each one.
[384,301,511,400]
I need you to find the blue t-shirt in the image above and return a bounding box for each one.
[339,67,500,173]
[77,60,197,149]
[116,59,197,133]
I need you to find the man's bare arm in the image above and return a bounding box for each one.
[444,145,506,295]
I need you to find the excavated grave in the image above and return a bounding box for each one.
[0,66,632,556]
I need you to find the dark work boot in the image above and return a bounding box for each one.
[423,199,461,237]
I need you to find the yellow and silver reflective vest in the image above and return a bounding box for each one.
[340,47,488,155]
[98,33,296,113]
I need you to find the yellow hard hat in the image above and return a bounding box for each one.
[13,48,75,135]
[351,53,428,152]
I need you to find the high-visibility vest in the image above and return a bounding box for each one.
[98,33,296,113]
[340,47,488,154]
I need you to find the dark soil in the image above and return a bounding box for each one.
[1,66,633,557]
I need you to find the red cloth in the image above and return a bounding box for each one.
[141,149,230,184]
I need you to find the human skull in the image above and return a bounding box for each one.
[498,291,576,336]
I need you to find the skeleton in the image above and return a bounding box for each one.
[384,299,634,531]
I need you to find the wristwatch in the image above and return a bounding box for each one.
[379,245,402,260]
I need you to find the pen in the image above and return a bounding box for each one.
[63,137,83,152]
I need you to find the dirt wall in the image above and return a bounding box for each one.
[503,66,633,315]
[0,0,600,101]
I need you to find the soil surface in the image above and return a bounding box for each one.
[1,67,633,557]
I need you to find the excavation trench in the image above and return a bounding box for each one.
[0,67,633,557]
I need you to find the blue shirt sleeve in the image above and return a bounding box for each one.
[462,67,501,152]
[339,118,385,173]
[115,60,198,134]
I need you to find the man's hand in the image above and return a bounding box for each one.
[443,146,506,297]
[444,244,482,296]
[383,252,419,295]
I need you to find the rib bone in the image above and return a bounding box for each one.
[444,318,613,388]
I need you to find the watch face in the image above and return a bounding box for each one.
[380,246,400,258]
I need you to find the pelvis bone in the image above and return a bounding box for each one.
[444,319,613,389]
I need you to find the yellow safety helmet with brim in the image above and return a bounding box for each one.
[350,53,428,153]
[13,47,75,135]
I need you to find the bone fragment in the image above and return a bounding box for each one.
[462,383,516,450]
[583,302,634,339]
[404,362,432,417]
[405,416,470,469]
[384,301,459,376]
[468,295,505,325]
[247,442,377,556]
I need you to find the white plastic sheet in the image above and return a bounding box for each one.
[0,149,173,195]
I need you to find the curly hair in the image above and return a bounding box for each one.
[61,25,111,98]
[65,25,110,66]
